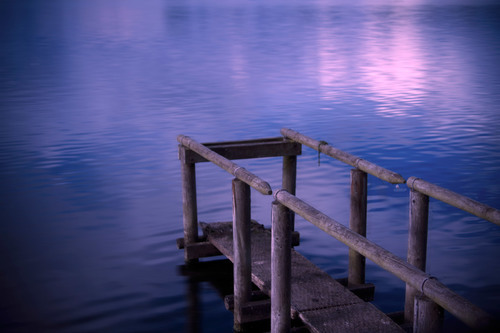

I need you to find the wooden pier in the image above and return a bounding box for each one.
[201,220,403,332]
[176,128,500,332]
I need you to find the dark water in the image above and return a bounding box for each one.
[1,1,500,332]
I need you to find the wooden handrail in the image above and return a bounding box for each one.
[281,128,405,184]
[178,135,272,195]
[273,189,497,331]
[407,176,500,226]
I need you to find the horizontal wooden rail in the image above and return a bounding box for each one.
[178,135,272,195]
[182,137,301,163]
[281,128,405,184]
[407,177,500,226]
[273,189,497,331]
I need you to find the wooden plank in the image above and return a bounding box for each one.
[299,303,401,333]
[200,221,404,333]
[176,238,222,260]
[181,137,302,164]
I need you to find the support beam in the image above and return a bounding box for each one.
[283,155,297,232]
[348,168,367,286]
[232,179,252,331]
[405,189,430,323]
[413,294,444,333]
[179,146,199,262]
[271,201,292,333]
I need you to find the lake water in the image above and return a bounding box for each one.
[1,1,499,332]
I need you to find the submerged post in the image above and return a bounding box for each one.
[271,199,292,333]
[282,155,297,231]
[180,146,199,262]
[232,178,252,331]
[405,188,430,322]
[348,168,368,286]
[413,294,444,333]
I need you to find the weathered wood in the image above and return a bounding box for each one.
[201,221,404,333]
[300,303,402,333]
[179,148,199,262]
[407,176,500,226]
[176,238,222,260]
[232,179,252,331]
[349,168,367,286]
[183,137,302,163]
[178,135,272,195]
[225,291,271,323]
[176,233,299,257]
[224,290,269,310]
[413,294,443,333]
[271,201,292,333]
[280,128,405,184]
[274,189,497,331]
[405,189,430,323]
[283,155,297,231]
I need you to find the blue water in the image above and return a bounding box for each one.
[1,1,499,332]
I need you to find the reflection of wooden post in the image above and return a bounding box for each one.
[187,277,200,333]
[405,189,429,322]
[180,146,198,262]
[282,155,297,231]
[348,168,367,286]
[413,294,444,333]
[271,201,291,333]
[232,178,251,332]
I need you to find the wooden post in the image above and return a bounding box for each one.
[180,148,198,262]
[348,168,367,286]
[282,155,297,231]
[405,189,430,323]
[232,178,252,331]
[413,294,444,333]
[271,200,292,333]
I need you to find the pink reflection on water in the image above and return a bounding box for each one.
[315,7,478,120]
[361,12,427,117]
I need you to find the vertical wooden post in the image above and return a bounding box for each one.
[405,189,430,322]
[232,178,252,331]
[271,200,292,333]
[413,294,444,333]
[282,155,297,231]
[348,168,367,286]
[180,147,199,262]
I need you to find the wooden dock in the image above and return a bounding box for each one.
[200,220,404,333]
[177,129,499,332]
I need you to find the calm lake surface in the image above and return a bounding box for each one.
[1,0,499,332]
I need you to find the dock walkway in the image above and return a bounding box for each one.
[201,221,404,333]
[178,130,499,332]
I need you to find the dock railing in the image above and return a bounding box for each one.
[177,129,499,332]
[277,128,499,332]
[177,134,301,330]
[272,189,496,332]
